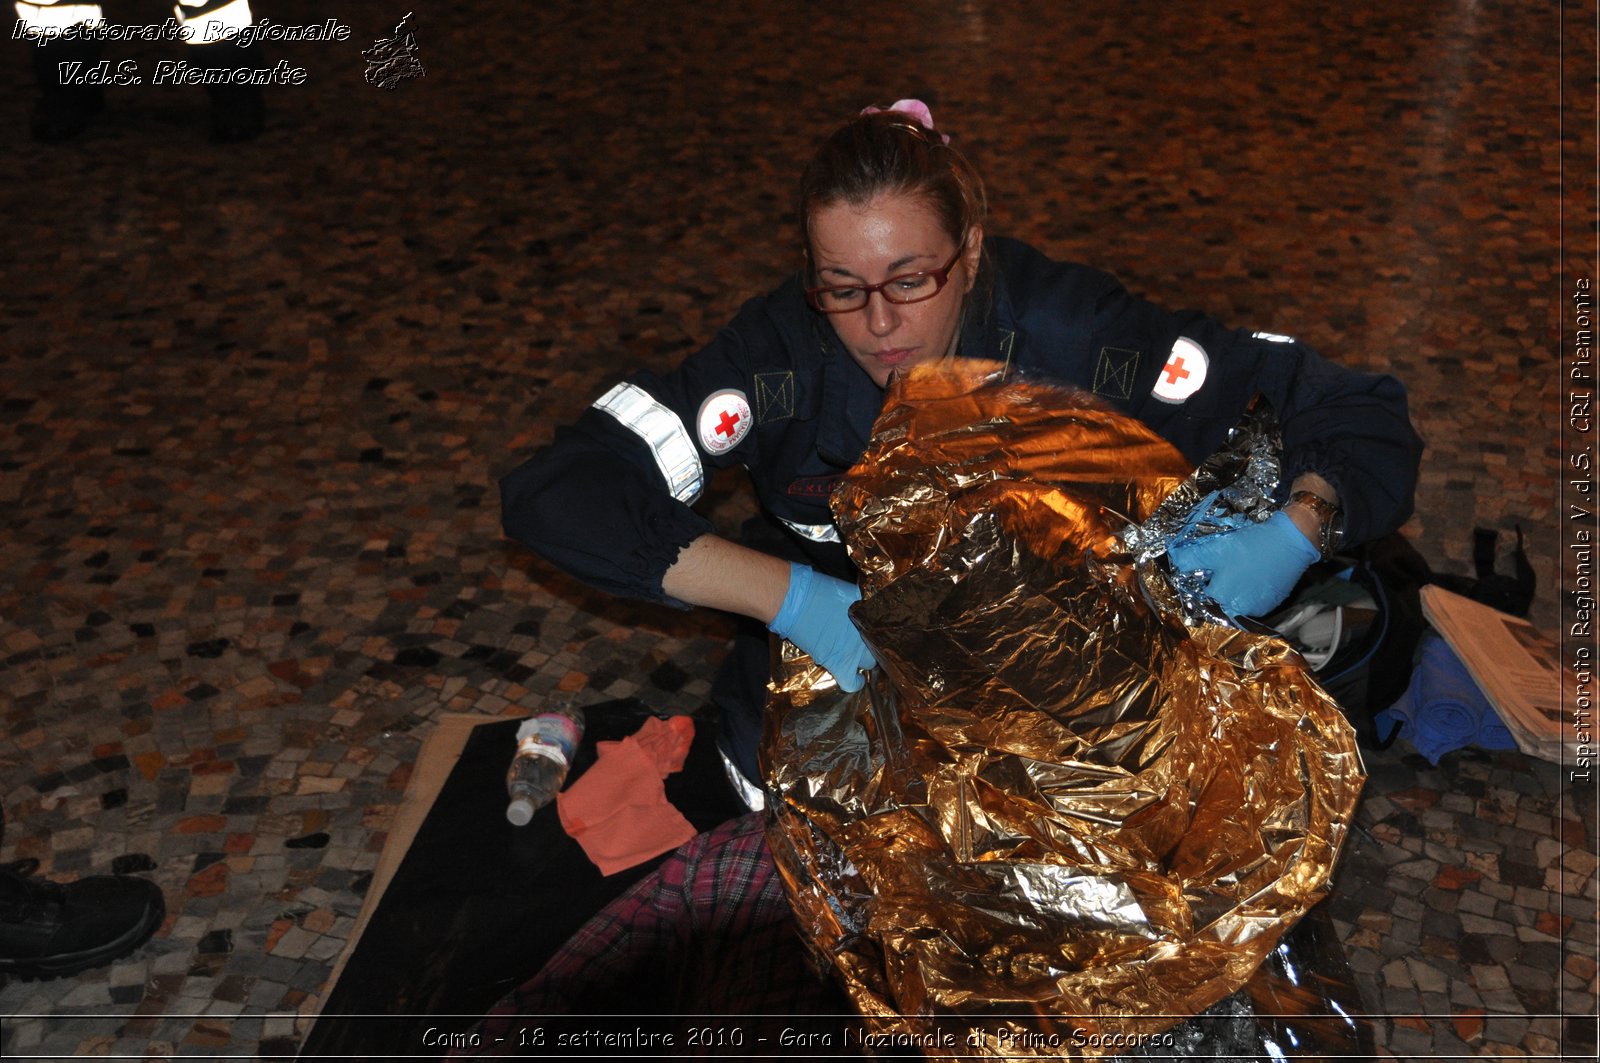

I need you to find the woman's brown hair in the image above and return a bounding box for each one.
[798,107,987,266]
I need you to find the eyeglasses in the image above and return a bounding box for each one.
[805,244,966,314]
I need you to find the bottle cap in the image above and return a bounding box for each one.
[506,797,536,827]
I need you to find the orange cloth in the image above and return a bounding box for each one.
[556,714,697,876]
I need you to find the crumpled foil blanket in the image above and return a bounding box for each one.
[761,363,1365,1059]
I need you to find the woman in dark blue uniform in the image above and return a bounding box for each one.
[500,101,1422,800]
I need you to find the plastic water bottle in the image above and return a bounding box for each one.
[505,704,585,826]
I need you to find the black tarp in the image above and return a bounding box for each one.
[298,701,745,1061]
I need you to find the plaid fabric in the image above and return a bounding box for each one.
[461,813,851,1057]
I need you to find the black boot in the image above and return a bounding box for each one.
[30,39,106,142]
[0,861,165,980]
[190,41,265,142]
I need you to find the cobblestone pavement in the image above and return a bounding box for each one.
[1,1,1594,1059]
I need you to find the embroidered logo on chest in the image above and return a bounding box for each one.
[753,371,795,423]
[697,389,752,455]
[1093,346,1141,401]
[1151,337,1209,404]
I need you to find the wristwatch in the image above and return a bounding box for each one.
[1289,491,1344,558]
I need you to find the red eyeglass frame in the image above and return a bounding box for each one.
[804,244,967,314]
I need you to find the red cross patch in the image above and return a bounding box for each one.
[1151,337,1208,404]
[696,389,753,455]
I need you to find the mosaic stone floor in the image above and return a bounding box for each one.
[0,0,1594,1059]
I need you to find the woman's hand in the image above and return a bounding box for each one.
[660,536,875,691]
[1167,510,1320,617]
[767,562,877,692]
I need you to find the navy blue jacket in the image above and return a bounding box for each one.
[501,237,1422,604]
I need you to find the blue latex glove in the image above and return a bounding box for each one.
[1167,510,1320,617]
[768,562,876,692]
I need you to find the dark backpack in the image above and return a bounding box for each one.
[1273,529,1533,748]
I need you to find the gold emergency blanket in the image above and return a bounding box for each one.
[761,364,1364,1058]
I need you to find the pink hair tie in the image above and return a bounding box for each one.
[860,98,952,145]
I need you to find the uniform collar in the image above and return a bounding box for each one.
[814,315,880,468]
[956,248,1018,372]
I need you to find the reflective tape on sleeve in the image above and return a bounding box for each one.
[593,383,704,504]
[780,518,842,544]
